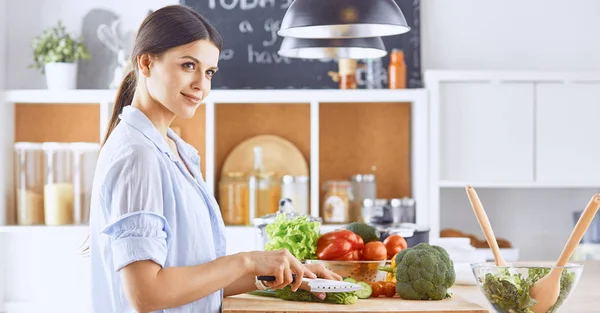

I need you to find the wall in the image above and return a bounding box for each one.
[6,0,178,90]
[421,0,600,71]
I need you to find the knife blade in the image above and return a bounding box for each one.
[256,275,363,293]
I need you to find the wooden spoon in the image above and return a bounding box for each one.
[530,193,600,313]
[465,185,507,266]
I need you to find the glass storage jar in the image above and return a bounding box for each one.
[322,180,353,224]
[219,172,250,225]
[14,142,45,225]
[281,175,309,216]
[42,142,74,225]
[71,143,100,225]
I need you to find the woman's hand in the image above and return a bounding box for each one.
[298,262,343,300]
[242,249,317,292]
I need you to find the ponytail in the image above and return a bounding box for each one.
[101,70,137,146]
[79,70,137,257]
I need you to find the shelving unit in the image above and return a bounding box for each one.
[0,88,431,233]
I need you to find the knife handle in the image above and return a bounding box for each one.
[256,274,297,283]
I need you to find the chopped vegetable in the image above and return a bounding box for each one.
[316,229,364,260]
[480,267,576,313]
[355,282,372,299]
[393,243,456,300]
[264,213,320,261]
[248,286,358,304]
[342,277,357,284]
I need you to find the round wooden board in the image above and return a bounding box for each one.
[221,134,308,178]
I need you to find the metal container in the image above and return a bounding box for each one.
[350,174,376,222]
[253,198,322,250]
[281,175,309,215]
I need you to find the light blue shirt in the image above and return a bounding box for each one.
[89,106,226,313]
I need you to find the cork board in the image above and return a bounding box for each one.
[15,104,100,142]
[15,104,207,177]
[319,102,412,206]
[215,103,311,182]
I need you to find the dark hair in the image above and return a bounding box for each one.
[102,4,222,146]
[80,5,221,257]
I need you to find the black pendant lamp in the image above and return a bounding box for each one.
[277,36,386,59]
[278,0,410,39]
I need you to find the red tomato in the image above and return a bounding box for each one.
[383,235,408,259]
[370,282,382,298]
[383,282,396,297]
[362,241,387,261]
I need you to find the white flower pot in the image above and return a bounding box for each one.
[44,62,78,90]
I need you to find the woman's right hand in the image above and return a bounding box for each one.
[241,249,317,292]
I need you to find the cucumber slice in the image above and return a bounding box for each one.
[343,277,357,284]
[355,282,372,299]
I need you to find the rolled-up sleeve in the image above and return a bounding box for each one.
[100,145,172,272]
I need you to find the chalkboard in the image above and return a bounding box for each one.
[182,0,421,89]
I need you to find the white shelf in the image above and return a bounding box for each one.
[5,88,425,104]
[439,180,600,189]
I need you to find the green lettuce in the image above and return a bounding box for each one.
[263,213,320,261]
[481,267,576,313]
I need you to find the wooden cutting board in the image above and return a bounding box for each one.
[223,294,489,313]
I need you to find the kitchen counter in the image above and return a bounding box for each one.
[223,261,600,313]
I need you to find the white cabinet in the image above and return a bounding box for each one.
[535,83,600,184]
[439,83,535,183]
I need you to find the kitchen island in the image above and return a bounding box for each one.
[222,261,599,313]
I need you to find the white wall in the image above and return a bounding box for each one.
[6,0,178,90]
[421,0,600,71]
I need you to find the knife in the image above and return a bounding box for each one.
[256,274,363,292]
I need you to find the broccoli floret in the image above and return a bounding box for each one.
[394,243,456,300]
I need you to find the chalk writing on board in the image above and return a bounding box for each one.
[183,0,421,89]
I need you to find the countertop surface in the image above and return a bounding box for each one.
[222,261,600,313]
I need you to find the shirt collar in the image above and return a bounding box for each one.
[119,106,200,165]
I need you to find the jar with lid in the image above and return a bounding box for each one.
[42,142,74,225]
[321,180,353,224]
[14,142,45,225]
[281,175,309,215]
[218,172,249,225]
[71,143,100,225]
[388,49,406,89]
[350,174,376,222]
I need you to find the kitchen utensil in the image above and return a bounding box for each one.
[97,20,122,53]
[304,259,387,282]
[530,194,600,313]
[465,185,506,266]
[221,135,308,179]
[256,274,363,292]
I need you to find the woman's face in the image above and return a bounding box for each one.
[144,39,220,119]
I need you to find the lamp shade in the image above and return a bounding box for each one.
[277,37,387,59]
[278,0,410,39]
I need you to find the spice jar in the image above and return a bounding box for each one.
[322,180,353,224]
[14,142,45,225]
[71,143,100,225]
[219,172,249,225]
[338,59,358,89]
[42,142,74,225]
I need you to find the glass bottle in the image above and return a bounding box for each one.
[248,146,278,219]
[388,49,407,89]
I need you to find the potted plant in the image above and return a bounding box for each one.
[30,20,91,90]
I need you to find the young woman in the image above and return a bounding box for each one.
[88,5,340,313]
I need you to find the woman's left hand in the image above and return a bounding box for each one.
[299,263,343,300]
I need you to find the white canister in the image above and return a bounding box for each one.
[42,142,74,225]
[71,142,100,225]
[281,175,309,215]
